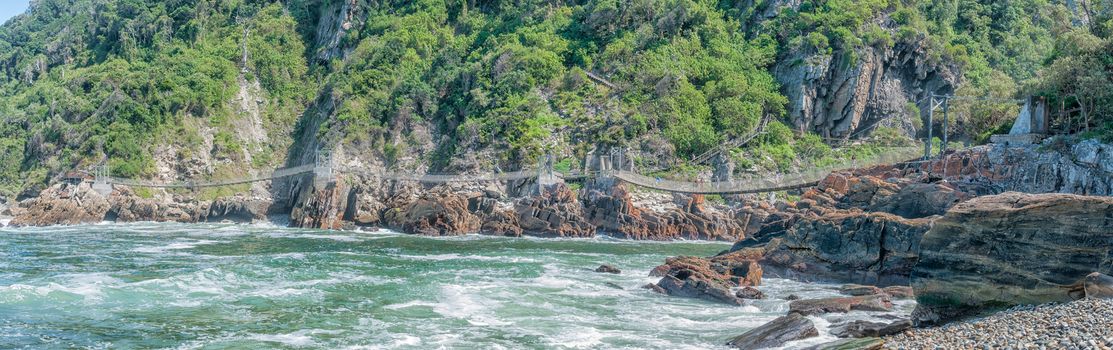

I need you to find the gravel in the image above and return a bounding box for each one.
[885,298,1113,350]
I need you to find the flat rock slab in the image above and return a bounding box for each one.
[726,313,818,349]
[830,319,912,338]
[789,295,893,315]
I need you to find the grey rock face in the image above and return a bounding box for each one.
[755,210,933,286]
[911,192,1113,325]
[830,318,911,338]
[726,313,819,349]
[788,295,894,316]
[773,40,958,140]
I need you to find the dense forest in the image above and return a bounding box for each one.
[0,0,1109,198]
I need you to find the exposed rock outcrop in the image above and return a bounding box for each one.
[743,210,933,286]
[595,264,621,274]
[916,138,1113,196]
[10,183,110,226]
[788,295,893,315]
[583,186,747,241]
[830,318,911,338]
[911,192,1113,325]
[289,180,350,230]
[650,251,764,305]
[514,183,595,238]
[774,37,958,140]
[726,313,819,349]
[383,192,480,236]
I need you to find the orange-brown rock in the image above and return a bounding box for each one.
[584,185,746,241]
[384,192,480,236]
[649,251,764,305]
[514,183,595,237]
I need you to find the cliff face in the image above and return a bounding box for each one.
[925,138,1113,196]
[774,39,959,139]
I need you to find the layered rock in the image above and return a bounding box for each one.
[11,183,276,226]
[830,318,911,338]
[726,313,818,349]
[583,186,747,241]
[788,295,893,315]
[514,183,595,238]
[10,183,110,226]
[774,37,958,140]
[911,192,1113,325]
[383,192,481,236]
[289,180,350,230]
[650,251,764,305]
[740,210,933,286]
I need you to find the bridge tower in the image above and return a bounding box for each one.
[92,165,112,196]
[313,149,334,187]
[536,152,562,194]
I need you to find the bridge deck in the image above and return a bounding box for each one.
[96,147,923,195]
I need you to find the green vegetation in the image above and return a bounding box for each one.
[0,0,1107,198]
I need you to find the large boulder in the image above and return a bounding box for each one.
[788,295,893,315]
[1082,272,1113,299]
[384,192,480,236]
[911,192,1113,325]
[726,313,819,349]
[10,183,110,226]
[829,319,911,338]
[514,183,595,238]
[754,210,933,286]
[651,251,764,305]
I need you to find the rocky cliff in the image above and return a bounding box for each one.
[774,39,959,139]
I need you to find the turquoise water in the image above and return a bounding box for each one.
[0,223,892,349]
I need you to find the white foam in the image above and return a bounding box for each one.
[248,332,314,347]
[395,253,537,263]
[383,300,437,310]
[131,240,217,253]
[298,234,362,242]
[0,273,121,303]
[433,284,508,326]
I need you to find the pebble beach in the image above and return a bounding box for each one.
[885,298,1113,349]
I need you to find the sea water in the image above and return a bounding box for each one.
[0,222,913,349]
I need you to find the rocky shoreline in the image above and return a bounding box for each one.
[4,138,1113,348]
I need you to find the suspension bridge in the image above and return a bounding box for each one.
[83,146,924,196]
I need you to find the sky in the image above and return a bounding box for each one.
[1,0,30,25]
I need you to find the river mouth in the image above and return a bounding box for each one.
[0,222,913,349]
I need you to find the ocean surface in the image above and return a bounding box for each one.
[0,222,913,349]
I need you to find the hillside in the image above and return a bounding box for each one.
[0,0,1108,199]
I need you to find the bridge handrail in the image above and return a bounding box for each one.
[92,146,922,194]
[339,167,540,183]
[615,146,923,194]
[105,164,316,189]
